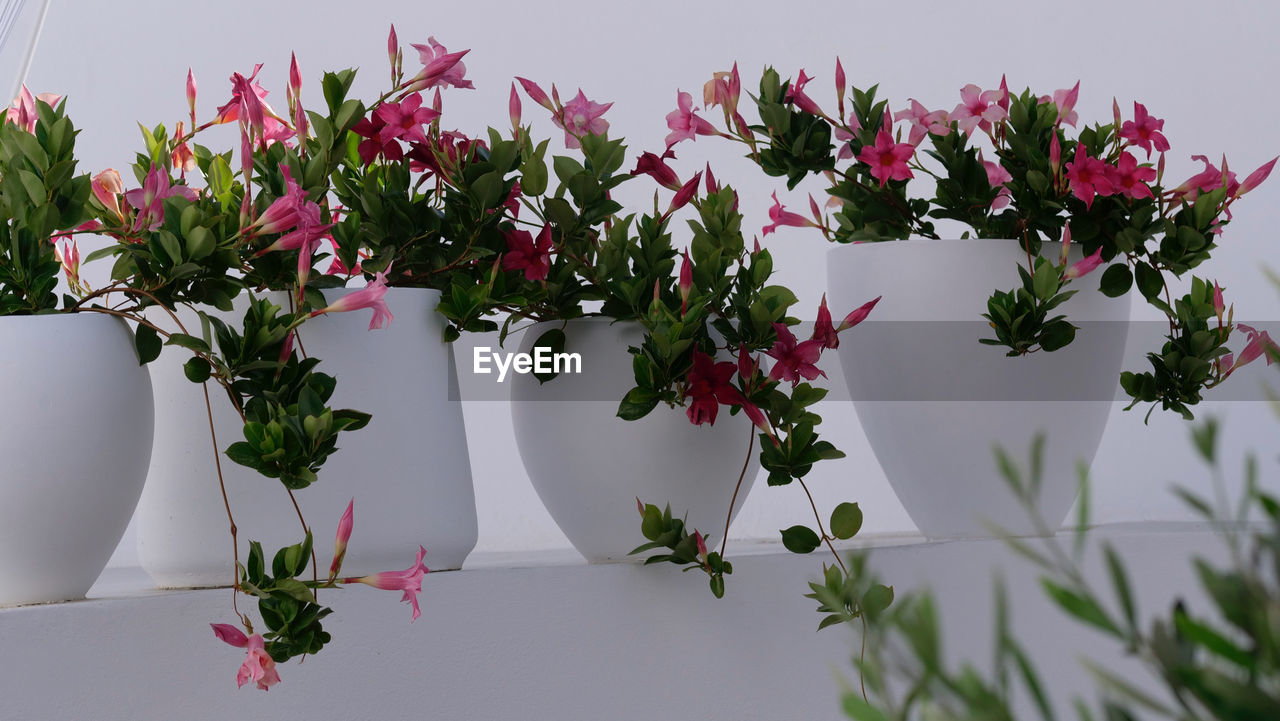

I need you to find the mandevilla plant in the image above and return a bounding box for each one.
[667,62,1279,420]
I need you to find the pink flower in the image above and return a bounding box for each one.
[374,92,440,146]
[679,250,693,316]
[762,191,818,235]
[784,69,824,116]
[1064,247,1104,279]
[502,224,553,281]
[5,86,62,133]
[92,169,125,221]
[554,89,612,149]
[951,83,1007,136]
[347,545,430,621]
[857,130,915,187]
[765,323,826,385]
[702,64,741,113]
[630,150,681,190]
[123,166,198,232]
[211,626,280,691]
[979,150,1013,209]
[665,90,718,148]
[684,350,743,426]
[1040,82,1080,127]
[310,271,394,330]
[1171,154,1239,203]
[1231,324,1279,371]
[1112,151,1156,200]
[1118,102,1170,157]
[1065,145,1115,208]
[812,294,838,349]
[895,99,950,146]
[407,38,472,90]
[171,122,196,175]
[330,499,354,578]
[249,166,308,236]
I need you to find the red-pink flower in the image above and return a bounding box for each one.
[1118,102,1170,157]
[895,99,949,146]
[765,323,825,385]
[665,90,718,148]
[812,294,838,348]
[1065,145,1115,208]
[374,92,440,146]
[347,545,430,621]
[1038,82,1080,127]
[951,83,1007,136]
[784,69,824,116]
[762,191,818,235]
[838,296,881,332]
[1112,151,1156,200]
[1064,247,1104,279]
[554,89,611,149]
[666,171,702,216]
[310,271,394,330]
[857,130,915,187]
[503,224,553,281]
[408,38,472,90]
[330,498,354,578]
[631,151,681,190]
[685,350,743,426]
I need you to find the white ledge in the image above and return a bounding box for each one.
[0,523,1236,720]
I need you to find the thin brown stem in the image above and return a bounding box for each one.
[285,488,319,589]
[796,476,848,575]
[718,426,757,559]
[203,383,242,616]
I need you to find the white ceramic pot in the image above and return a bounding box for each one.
[0,312,153,605]
[826,239,1131,539]
[510,321,760,562]
[137,288,476,587]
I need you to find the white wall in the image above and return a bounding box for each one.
[21,0,1278,566]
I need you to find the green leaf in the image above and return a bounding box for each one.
[830,502,863,540]
[183,356,212,383]
[841,693,889,721]
[1103,545,1137,634]
[1099,263,1133,298]
[1041,579,1120,636]
[708,574,725,598]
[134,324,162,365]
[1134,261,1163,301]
[780,525,821,554]
[530,328,566,384]
[617,387,659,421]
[861,584,894,616]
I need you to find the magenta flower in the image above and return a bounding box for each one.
[374,92,440,146]
[765,323,826,385]
[123,166,198,232]
[347,545,430,622]
[215,64,271,132]
[330,499,354,578]
[629,151,682,191]
[1064,247,1104,279]
[684,350,741,426]
[1118,102,1170,157]
[407,38,472,90]
[837,296,881,332]
[951,83,1007,136]
[554,89,612,149]
[211,625,280,691]
[857,130,915,187]
[310,271,394,330]
[665,90,718,148]
[502,224,553,281]
[762,191,818,235]
[667,170,703,216]
[1065,145,1115,208]
[784,69,824,116]
[895,99,950,146]
[812,294,838,349]
[351,113,404,165]
[1112,151,1157,200]
[835,58,847,115]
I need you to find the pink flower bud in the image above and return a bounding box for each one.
[694,531,708,558]
[509,82,521,131]
[1213,282,1225,317]
[704,163,717,195]
[186,69,197,121]
[1064,247,1104,279]
[289,53,302,101]
[387,24,399,69]
[330,499,354,578]
[210,623,249,648]
[516,76,555,112]
[636,497,644,516]
[1058,223,1073,265]
[679,250,693,316]
[837,296,881,332]
[1236,156,1277,198]
[835,57,846,116]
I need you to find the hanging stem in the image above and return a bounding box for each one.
[718,425,756,559]
[203,382,242,620]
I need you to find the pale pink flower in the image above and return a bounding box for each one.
[211,625,280,692]
[895,99,949,146]
[554,89,612,149]
[784,69,823,116]
[1039,81,1080,127]
[951,83,1007,136]
[5,86,61,133]
[92,169,125,221]
[979,150,1013,210]
[1171,154,1239,202]
[762,191,817,235]
[1231,324,1279,371]
[1213,281,1225,318]
[509,82,521,130]
[665,90,718,148]
[409,38,473,90]
[310,271,394,330]
[123,166,199,232]
[346,545,430,621]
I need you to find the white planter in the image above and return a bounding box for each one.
[0,312,153,605]
[510,321,760,562]
[826,239,1131,539]
[137,287,476,587]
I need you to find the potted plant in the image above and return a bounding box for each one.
[0,90,155,606]
[671,62,1277,538]
[96,32,482,589]
[367,72,882,599]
